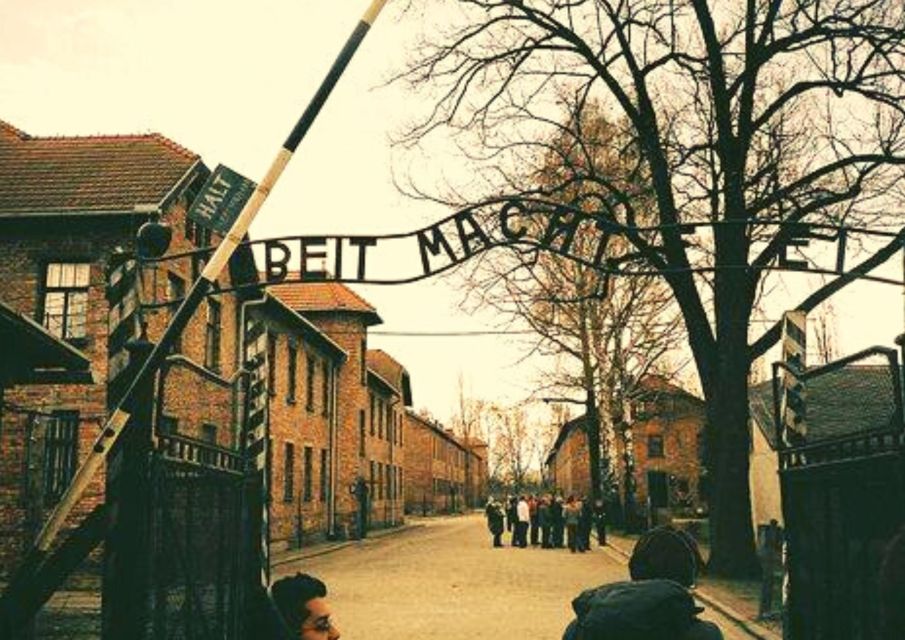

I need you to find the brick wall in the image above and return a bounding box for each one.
[403,411,468,515]
[0,193,247,575]
[250,304,339,549]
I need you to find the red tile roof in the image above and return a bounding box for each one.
[0,119,199,216]
[269,280,382,325]
[367,349,405,391]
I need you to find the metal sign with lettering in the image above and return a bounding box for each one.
[143,197,905,298]
[187,164,257,235]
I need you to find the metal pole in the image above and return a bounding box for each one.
[16,0,391,576]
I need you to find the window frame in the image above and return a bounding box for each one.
[41,262,91,342]
[303,446,313,502]
[204,298,222,372]
[284,442,295,502]
[287,343,297,404]
[647,434,665,459]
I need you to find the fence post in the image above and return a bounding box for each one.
[101,338,155,639]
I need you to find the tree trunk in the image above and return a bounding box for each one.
[703,348,760,578]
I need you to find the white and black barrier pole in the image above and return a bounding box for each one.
[25,0,390,576]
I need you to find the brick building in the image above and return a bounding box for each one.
[461,436,489,508]
[545,415,592,498]
[614,376,708,523]
[545,377,707,525]
[270,281,411,535]
[246,293,346,550]
[0,119,254,575]
[365,349,411,528]
[403,410,470,515]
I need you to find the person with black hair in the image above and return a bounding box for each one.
[563,525,722,640]
[271,573,341,640]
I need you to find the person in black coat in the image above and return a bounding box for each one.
[506,496,519,546]
[562,526,722,640]
[485,499,505,548]
[551,495,565,548]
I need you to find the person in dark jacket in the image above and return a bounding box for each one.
[562,525,722,640]
[551,495,565,548]
[538,495,552,548]
[507,496,519,546]
[485,499,505,547]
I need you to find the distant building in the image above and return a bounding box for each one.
[545,376,708,526]
[615,376,708,525]
[403,410,470,514]
[545,415,592,498]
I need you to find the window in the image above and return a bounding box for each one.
[648,434,665,458]
[303,447,313,502]
[399,416,403,446]
[267,334,277,396]
[319,449,328,502]
[287,344,297,403]
[386,464,392,500]
[166,272,185,351]
[306,355,315,412]
[43,262,90,340]
[204,299,221,372]
[185,219,211,247]
[359,410,366,457]
[378,399,384,439]
[386,405,393,440]
[377,462,383,500]
[284,443,295,502]
[360,339,367,385]
[43,411,79,505]
[369,393,376,435]
[158,415,178,435]
[369,460,376,497]
[321,361,330,416]
[201,423,218,444]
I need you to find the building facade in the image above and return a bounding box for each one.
[403,410,470,515]
[0,119,254,575]
[247,294,346,550]
[613,376,708,523]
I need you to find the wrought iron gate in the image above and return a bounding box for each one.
[776,345,905,640]
[146,435,247,639]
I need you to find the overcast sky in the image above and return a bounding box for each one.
[3,0,903,425]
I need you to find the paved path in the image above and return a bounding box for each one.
[277,513,755,639]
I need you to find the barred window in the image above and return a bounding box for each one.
[43,263,90,340]
[43,411,79,505]
[166,272,185,351]
[267,333,277,396]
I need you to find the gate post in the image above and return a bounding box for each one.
[101,338,155,639]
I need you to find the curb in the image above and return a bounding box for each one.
[602,539,781,640]
[271,522,425,567]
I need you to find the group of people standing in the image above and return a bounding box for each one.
[485,494,606,553]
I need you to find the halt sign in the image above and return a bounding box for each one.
[187,164,257,234]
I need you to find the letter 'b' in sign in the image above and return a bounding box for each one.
[187,164,257,235]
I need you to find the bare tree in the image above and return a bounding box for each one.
[398,0,905,576]
[813,301,839,365]
[451,373,486,507]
